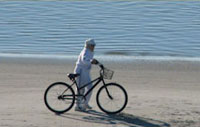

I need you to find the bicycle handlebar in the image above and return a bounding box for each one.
[97,62,105,77]
[97,62,104,69]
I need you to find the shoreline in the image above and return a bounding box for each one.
[1,56,200,73]
[1,54,200,63]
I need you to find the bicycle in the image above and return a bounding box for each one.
[44,63,128,114]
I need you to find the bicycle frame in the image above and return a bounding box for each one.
[70,75,106,100]
[61,64,112,100]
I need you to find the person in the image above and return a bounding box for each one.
[74,38,98,111]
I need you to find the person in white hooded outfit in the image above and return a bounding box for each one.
[74,38,98,111]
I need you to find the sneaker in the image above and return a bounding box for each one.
[84,104,92,110]
[75,105,86,112]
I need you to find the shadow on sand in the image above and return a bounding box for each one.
[57,110,170,127]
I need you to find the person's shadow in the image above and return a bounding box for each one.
[57,110,170,127]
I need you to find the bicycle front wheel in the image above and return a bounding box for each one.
[44,82,75,114]
[96,83,128,114]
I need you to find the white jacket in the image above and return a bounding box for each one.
[74,47,94,85]
[75,47,94,70]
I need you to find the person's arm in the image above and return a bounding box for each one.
[81,51,92,66]
[81,54,98,66]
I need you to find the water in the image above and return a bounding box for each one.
[0,1,200,60]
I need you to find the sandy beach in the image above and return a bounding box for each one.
[0,57,200,127]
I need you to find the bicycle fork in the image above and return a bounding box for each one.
[102,79,113,100]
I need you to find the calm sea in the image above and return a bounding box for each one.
[0,0,200,60]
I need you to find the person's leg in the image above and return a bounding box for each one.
[76,76,85,106]
[74,68,85,109]
[84,75,93,108]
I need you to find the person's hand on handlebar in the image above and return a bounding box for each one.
[91,59,99,64]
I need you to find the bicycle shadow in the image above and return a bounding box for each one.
[58,110,170,127]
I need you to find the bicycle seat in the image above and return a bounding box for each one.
[67,73,80,80]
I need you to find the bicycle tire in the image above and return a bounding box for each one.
[44,82,75,114]
[96,83,128,114]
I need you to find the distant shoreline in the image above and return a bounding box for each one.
[1,53,200,63]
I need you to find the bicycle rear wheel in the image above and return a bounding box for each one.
[96,83,128,114]
[44,82,75,114]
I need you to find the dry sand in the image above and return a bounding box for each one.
[0,57,200,127]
